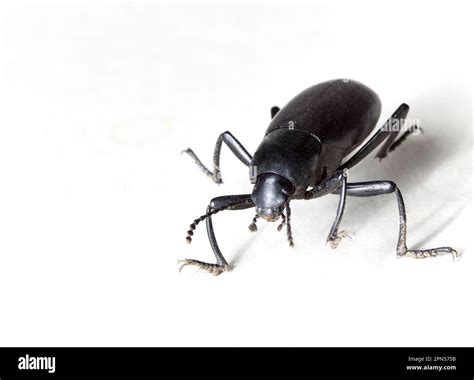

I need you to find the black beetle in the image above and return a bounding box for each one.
[180,79,457,275]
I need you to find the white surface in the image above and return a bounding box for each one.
[0,0,472,346]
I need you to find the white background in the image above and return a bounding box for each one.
[0,0,472,346]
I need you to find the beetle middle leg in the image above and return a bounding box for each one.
[332,181,458,259]
[303,169,350,248]
[182,131,252,184]
[179,194,254,275]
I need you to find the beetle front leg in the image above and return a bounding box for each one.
[333,181,458,260]
[182,131,252,184]
[179,194,254,275]
[304,170,350,248]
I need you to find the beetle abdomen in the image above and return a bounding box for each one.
[267,79,381,151]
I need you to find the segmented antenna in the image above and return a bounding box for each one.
[186,200,249,243]
[286,203,294,247]
[186,204,234,244]
[277,213,286,231]
[248,214,260,232]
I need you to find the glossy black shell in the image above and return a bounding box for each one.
[251,79,381,194]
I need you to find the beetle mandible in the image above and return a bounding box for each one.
[179,79,458,275]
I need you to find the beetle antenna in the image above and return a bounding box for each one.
[286,202,294,247]
[186,202,241,243]
[277,213,286,231]
[248,214,260,232]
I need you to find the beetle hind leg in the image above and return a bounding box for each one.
[376,125,422,161]
[338,104,410,171]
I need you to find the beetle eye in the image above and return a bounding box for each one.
[281,182,295,196]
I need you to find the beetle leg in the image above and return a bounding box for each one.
[332,181,459,260]
[304,170,351,248]
[383,125,423,158]
[303,169,347,199]
[182,131,252,184]
[338,103,410,171]
[325,172,348,248]
[179,194,254,275]
[178,259,229,276]
[327,230,353,249]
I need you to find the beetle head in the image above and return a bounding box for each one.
[251,173,295,222]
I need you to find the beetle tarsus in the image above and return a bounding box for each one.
[327,230,352,249]
[178,259,229,276]
[398,247,460,261]
[181,148,224,184]
[182,131,252,186]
